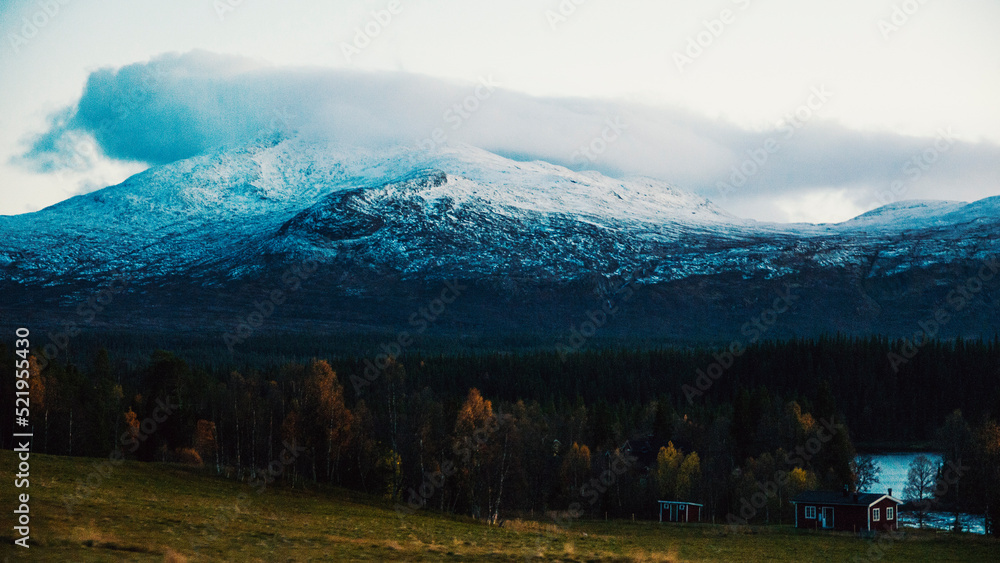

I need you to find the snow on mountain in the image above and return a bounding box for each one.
[1,135,998,310]
[3,135,999,340]
[836,200,968,231]
[0,137,749,282]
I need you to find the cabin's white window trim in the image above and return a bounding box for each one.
[804,506,816,519]
[873,508,880,521]
[887,507,894,520]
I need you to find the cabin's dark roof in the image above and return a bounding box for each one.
[791,491,902,506]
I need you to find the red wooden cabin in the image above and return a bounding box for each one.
[791,489,902,533]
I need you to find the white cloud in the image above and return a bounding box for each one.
[15,51,1000,223]
[2,1,999,220]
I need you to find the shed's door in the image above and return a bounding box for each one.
[821,507,834,528]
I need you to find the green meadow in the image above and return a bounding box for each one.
[2,450,996,562]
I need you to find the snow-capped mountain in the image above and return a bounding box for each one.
[2,137,998,342]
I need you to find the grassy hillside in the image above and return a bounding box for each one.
[1,450,996,562]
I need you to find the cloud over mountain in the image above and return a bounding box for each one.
[20,50,1000,222]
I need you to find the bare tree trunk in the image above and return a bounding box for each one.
[389,379,401,499]
[419,438,425,483]
[357,448,367,492]
[251,401,257,472]
[268,413,273,464]
[217,418,225,472]
[491,433,509,525]
[234,398,241,472]
[953,481,962,532]
[335,445,341,486]
[214,422,221,474]
[440,447,447,511]
[390,382,399,454]
[778,490,783,525]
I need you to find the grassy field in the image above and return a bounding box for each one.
[1,450,997,562]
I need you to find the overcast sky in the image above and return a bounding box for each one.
[1,0,998,223]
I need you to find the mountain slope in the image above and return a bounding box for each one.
[1,138,998,343]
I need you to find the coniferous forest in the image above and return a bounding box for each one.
[3,333,999,532]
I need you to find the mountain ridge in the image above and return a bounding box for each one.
[2,138,998,343]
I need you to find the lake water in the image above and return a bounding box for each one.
[865,452,987,535]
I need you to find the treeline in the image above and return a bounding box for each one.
[1,336,998,532]
[30,332,1000,443]
[335,335,1000,445]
